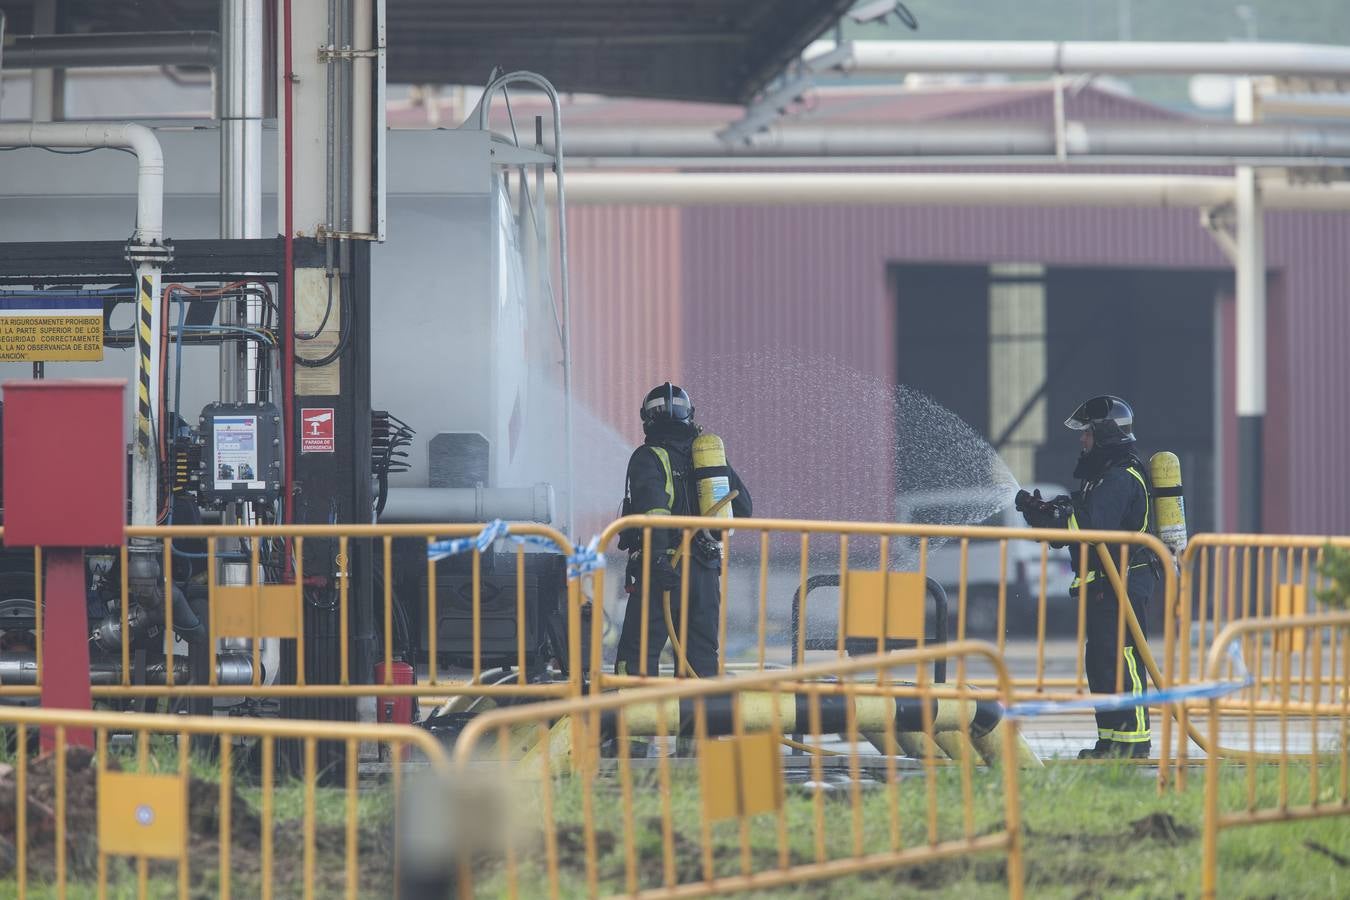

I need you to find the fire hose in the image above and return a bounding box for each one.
[656,491,846,756]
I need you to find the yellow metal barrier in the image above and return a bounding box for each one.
[0,704,448,898]
[1200,611,1350,899]
[1163,534,1350,787]
[452,641,1027,899]
[0,523,580,704]
[589,514,1177,698]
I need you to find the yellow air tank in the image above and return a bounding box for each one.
[692,433,734,527]
[1149,451,1188,558]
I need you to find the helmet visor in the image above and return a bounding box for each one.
[1064,396,1113,431]
[643,391,694,421]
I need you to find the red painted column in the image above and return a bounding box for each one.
[40,548,94,750]
[3,379,126,753]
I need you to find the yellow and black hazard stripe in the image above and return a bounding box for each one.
[135,273,155,456]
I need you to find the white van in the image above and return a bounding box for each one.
[895,484,1077,636]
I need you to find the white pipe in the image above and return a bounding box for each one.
[1234,76,1266,531]
[553,122,1350,163]
[0,122,166,527]
[220,0,263,240]
[1235,79,1265,418]
[220,0,265,414]
[807,39,1350,78]
[380,485,555,524]
[558,171,1350,211]
[352,0,373,235]
[0,122,164,240]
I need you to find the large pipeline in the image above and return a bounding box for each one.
[380,484,555,524]
[94,588,206,650]
[606,690,1041,768]
[0,652,258,686]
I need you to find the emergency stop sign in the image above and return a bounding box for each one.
[300,407,335,453]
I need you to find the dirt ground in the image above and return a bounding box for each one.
[0,747,395,898]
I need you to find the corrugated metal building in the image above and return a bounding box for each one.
[553,85,1350,536]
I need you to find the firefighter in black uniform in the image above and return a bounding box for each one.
[615,383,751,678]
[1015,395,1158,759]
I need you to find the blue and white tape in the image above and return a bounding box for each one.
[1006,642,1252,719]
[566,536,607,580]
[426,519,606,582]
[426,519,511,561]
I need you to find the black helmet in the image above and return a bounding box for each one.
[640,382,695,427]
[1065,394,1135,446]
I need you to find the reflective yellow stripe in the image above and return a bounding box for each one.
[1125,466,1150,533]
[1067,466,1150,576]
[1070,561,1153,590]
[643,508,671,516]
[1114,646,1151,741]
[649,446,675,509]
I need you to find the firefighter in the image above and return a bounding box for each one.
[615,383,752,678]
[1015,395,1159,759]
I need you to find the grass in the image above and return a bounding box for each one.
[0,735,400,899]
[1,730,1346,898]
[470,759,1350,898]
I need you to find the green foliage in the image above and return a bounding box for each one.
[1317,544,1350,609]
[479,760,1350,898]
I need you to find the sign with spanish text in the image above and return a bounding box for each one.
[0,297,104,362]
[301,407,335,453]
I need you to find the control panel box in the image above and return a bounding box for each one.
[198,402,282,508]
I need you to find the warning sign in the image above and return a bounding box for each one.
[0,298,104,362]
[300,408,335,453]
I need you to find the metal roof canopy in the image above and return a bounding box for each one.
[31,0,854,104]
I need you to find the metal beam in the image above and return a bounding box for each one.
[558,172,1350,211]
[0,238,308,280]
[554,122,1350,163]
[1,31,219,71]
[807,39,1350,79]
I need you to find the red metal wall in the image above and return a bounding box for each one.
[566,200,1350,535]
[561,87,1350,535]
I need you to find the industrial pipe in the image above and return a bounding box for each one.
[0,122,164,242]
[559,171,1350,211]
[555,122,1350,164]
[379,484,556,524]
[806,39,1350,79]
[606,691,1041,768]
[220,0,265,426]
[0,31,219,71]
[0,652,258,686]
[0,122,166,528]
[1235,79,1266,533]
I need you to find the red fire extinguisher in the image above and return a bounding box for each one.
[375,659,415,725]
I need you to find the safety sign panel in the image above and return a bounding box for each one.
[212,416,263,490]
[301,407,335,453]
[0,297,104,362]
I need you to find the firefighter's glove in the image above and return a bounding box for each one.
[1018,490,1074,529]
[649,556,682,591]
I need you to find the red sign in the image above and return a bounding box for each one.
[300,407,335,453]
